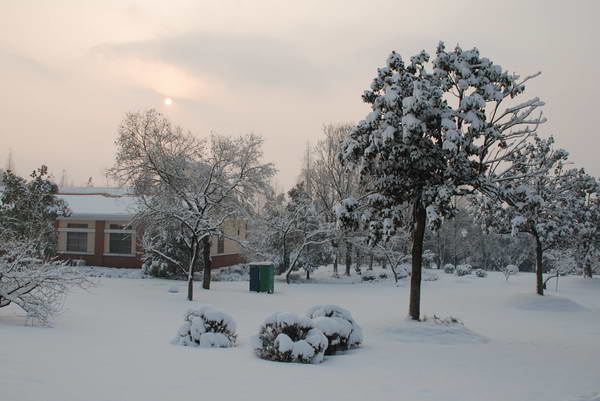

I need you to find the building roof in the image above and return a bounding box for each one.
[57,187,138,220]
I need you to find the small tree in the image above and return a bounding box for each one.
[338,43,546,320]
[483,136,592,295]
[0,168,89,325]
[567,173,600,278]
[110,110,275,301]
[310,123,360,276]
[0,166,69,255]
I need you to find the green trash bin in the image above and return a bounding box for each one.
[248,262,274,293]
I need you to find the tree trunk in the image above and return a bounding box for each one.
[282,235,289,274]
[355,248,361,274]
[584,262,593,279]
[306,270,310,280]
[409,200,426,321]
[187,276,193,301]
[435,230,442,269]
[345,241,352,276]
[332,239,338,276]
[382,257,387,270]
[534,233,544,296]
[187,242,199,301]
[202,236,212,290]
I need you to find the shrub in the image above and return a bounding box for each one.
[306,305,363,355]
[142,259,181,279]
[212,264,249,282]
[253,312,328,364]
[443,264,455,274]
[422,314,463,325]
[423,270,439,281]
[503,264,519,281]
[361,271,377,281]
[397,263,411,279]
[172,306,237,348]
[455,264,472,276]
[474,269,487,278]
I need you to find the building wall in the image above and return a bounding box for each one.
[57,219,141,268]
[209,219,247,256]
[57,220,96,256]
[56,217,246,269]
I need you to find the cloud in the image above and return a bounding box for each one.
[0,47,61,80]
[92,31,326,91]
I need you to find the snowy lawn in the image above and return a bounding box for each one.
[1,269,599,401]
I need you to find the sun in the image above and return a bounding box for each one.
[164,97,173,106]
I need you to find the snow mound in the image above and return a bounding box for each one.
[78,266,143,279]
[306,304,363,353]
[507,294,585,312]
[383,317,487,345]
[571,393,600,401]
[172,305,237,348]
[254,312,328,364]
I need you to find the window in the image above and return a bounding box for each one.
[108,224,132,255]
[66,223,88,253]
[217,235,225,254]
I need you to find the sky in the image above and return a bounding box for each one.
[1,0,598,190]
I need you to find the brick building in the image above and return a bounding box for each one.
[55,187,244,268]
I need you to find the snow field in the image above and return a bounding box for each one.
[1,270,599,401]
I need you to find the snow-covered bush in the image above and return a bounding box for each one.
[474,269,488,278]
[503,264,519,281]
[253,312,328,364]
[443,264,455,274]
[306,305,363,355]
[211,264,249,282]
[422,314,463,325]
[361,271,377,281]
[173,306,237,348]
[455,264,472,276]
[423,270,439,281]
[397,263,411,279]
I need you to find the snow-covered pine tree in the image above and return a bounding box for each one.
[337,42,546,320]
[0,166,69,256]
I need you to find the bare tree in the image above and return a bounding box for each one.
[310,123,360,276]
[110,110,275,301]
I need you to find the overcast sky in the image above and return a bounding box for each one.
[1,0,598,189]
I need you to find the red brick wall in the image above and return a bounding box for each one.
[211,253,244,268]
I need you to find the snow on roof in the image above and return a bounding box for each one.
[58,192,139,220]
[58,186,133,196]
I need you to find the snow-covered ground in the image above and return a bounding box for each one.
[1,268,599,401]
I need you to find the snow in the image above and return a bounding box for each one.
[507,293,586,312]
[1,269,600,401]
[57,193,138,219]
[58,187,133,196]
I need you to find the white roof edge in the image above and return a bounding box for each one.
[58,214,134,221]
